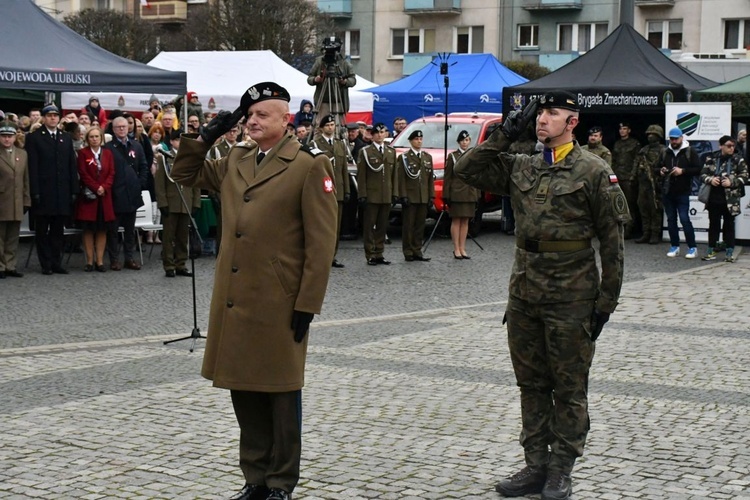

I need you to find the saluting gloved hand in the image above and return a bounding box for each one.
[400,197,410,207]
[201,107,244,145]
[291,310,315,343]
[590,309,610,342]
[502,97,539,142]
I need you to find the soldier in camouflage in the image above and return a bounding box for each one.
[611,123,641,239]
[455,91,629,500]
[581,126,612,166]
[634,125,666,244]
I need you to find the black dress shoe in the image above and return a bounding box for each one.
[95,264,106,273]
[165,269,176,278]
[229,483,270,500]
[413,255,431,262]
[331,260,345,268]
[461,254,470,260]
[84,264,94,272]
[367,258,378,266]
[42,269,53,275]
[175,268,193,277]
[453,252,463,260]
[404,256,414,262]
[495,465,547,497]
[265,488,291,500]
[52,267,69,274]
[5,269,23,277]
[375,257,391,265]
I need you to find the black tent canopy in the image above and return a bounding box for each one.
[0,0,186,94]
[503,24,716,115]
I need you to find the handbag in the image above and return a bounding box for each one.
[697,182,711,204]
[82,186,98,200]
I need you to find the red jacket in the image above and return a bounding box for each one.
[76,146,116,222]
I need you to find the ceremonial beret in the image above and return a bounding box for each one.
[588,126,602,134]
[41,104,60,115]
[668,127,683,138]
[0,120,18,135]
[457,130,470,142]
[618,122,630,128]
[408,130,423,140]
[240,82,291,116]
[320,114,335,126]
[373,123,388,133]
[538,91,579,112]
[346,122,359,130]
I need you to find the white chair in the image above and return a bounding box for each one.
[134,190,163,264]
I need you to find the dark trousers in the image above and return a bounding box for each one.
[663,193,696,248]
[231,390,302,493]
[334,201,343,256]
[34,214,66,271]
[707,202,736,248]
[505,297,596,474]
[106,211,137,264]
[161,212,189,270]
[362,203,390,260]
[402,203,427,257]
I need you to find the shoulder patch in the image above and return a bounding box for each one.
[609,186,631,223]
[300,144,325,157]
[234,141,256,149]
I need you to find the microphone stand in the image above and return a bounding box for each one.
[159,151,206,352]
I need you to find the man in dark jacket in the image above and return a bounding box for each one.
[25,104,78,275]
[659,127,702,259]
[104,116,148,270]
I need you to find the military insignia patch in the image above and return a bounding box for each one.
[611,189,630,222]
[609,174,619,183]
[248,87,260,100]
[323,177,334,193]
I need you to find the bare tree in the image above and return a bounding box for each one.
[63,9,157,63]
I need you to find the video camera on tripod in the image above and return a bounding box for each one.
[321,36,344,80]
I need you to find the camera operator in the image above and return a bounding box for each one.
[307,36,356,130]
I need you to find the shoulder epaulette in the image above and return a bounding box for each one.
[300,144,325,157]
[234,141,256,149]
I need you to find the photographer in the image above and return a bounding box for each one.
[307,35,356,130]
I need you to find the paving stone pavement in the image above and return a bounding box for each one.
[0,235,748,499]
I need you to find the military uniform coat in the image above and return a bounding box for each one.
[170,134,338,392]
[311,134,350,202]
[443,148,479,202]
[356,143,397,204]
[397,150,434,203]
[154,152,202,214]
[25,127,79,216]
[612,137,641,181]
[208,138,235,160]
[0,147,30,221]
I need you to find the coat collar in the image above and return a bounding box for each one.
[0,147,16,170]
[238,134,299,189]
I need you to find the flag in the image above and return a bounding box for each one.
[140,0,150,8]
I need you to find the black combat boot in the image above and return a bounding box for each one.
[494,465,546,497]
[541,470,572,500]
[634,232,650,244]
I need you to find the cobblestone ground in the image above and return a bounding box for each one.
[0,232,748,499]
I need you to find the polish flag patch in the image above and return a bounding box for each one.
[323,177,334,193]
[609,174,619,184]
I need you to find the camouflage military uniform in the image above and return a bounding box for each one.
[612,136,641,238]
[635,139,666,243]
[581,142,612,166]
[454,132,629,474]
[397,149,434,259]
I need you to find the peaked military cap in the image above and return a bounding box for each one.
[538,91,579,112]
[320,114,335,126]
[346,122,359,130]
[408,130,423,140]
[618,122,630,128]
[373,122,388,133]
[457,130,470,142]
[41,104,60,115]
[0,120,18,135]
[240,82,291,117]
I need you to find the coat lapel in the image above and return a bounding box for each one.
[236,148,257,187]
[247,135,297,190]
[0,148,15,172]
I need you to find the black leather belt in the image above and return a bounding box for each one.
[517,238,591,253]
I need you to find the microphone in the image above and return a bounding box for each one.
[543,116,572,145]
[159,149,175,159]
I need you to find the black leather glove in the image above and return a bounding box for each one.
[358,197,367,207]
[400,197,410,207]
[502,97,539,142]
[200,107,244,145]
[590,309,610,342]
[160,207,169,218]
[343,193,351,203]
[442,198,450,207]
[291,310,314,343]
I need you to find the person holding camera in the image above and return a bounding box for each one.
[699,135,748,262]
[307,36,356,130]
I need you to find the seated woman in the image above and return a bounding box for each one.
[76,127,116,272]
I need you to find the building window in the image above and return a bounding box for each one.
[336,30,360,58]
[518,24,539,48]
[558,23,608,52]
[725,19,750,49]
[647,20,683,50]
[391,28,436,58]
[455,26,484,54]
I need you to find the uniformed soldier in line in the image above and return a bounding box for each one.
[442,130,479,259]
[455,91,629,500]
[356,122,397,265]
[634,124,667,245]
[611,122,642,239]
[397,129,434,262]
[310,114,350,268]
[581,125,612,166]
[0,121,30,279]
[154,130,201,278]
[170,82,338,500]
[206,124,241,254]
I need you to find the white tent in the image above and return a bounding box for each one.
[61,50,375,122]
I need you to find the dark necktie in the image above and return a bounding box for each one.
[378,146,383,155]
[328,138,332,146]
[50,132,56,141]
[257,152,265,163]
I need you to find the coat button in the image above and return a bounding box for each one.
[227,301,233,308]
[243,195,251,202]
[231,266,238,273]
[235,231,242,238]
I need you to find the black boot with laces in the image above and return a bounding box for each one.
[494,465,547,496]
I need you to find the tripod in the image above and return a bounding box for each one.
[309,55,351,144]
[160,153,206,352]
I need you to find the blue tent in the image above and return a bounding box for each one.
[364,54,527,127]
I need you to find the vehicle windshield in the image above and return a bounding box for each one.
[391,121,483,150]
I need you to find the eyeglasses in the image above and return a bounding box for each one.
[724,144,736,148]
